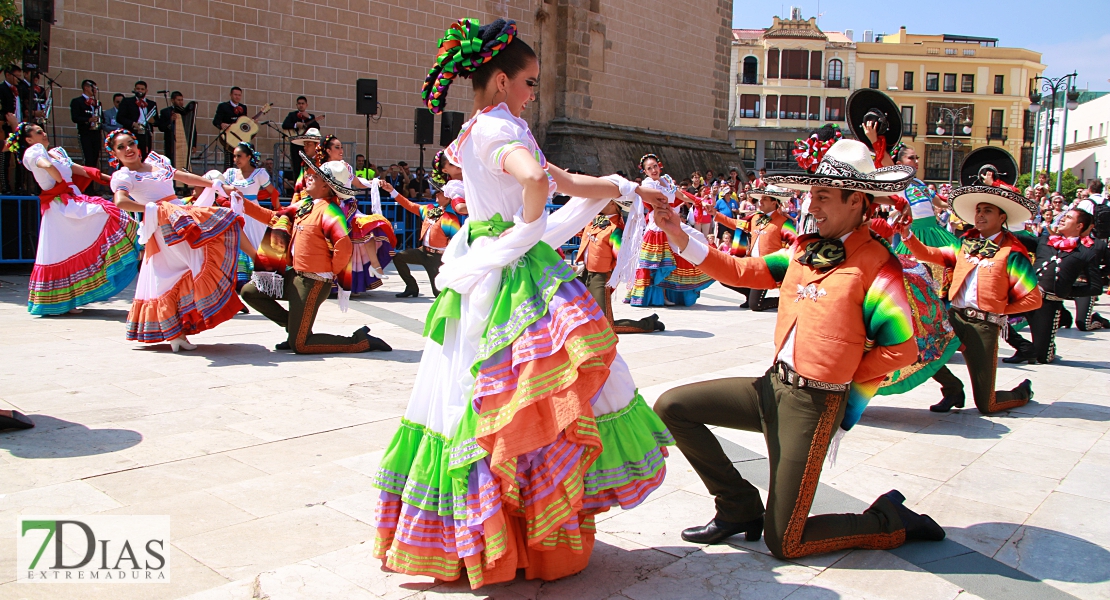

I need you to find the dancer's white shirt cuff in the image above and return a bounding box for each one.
[674,234,710,265]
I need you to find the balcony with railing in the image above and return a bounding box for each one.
[738,74,764,85]
[986,126,1008,143]
[902,123,918,139]
[825,77,851,89]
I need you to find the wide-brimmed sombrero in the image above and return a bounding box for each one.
[291,127,322,146]
[960,147,1018,187]
[300,152,358,199]
[766,140,914,196]
[748,185,793,202]
[950,185,1037,225]
[847,89,902,151]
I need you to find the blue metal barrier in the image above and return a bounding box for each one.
[0,196,40,264]
[0,195,583,265]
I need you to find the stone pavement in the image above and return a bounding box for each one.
[1,268,1108,600]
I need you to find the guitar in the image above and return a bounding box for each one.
[283,113,325,137]
[220,103,272,150]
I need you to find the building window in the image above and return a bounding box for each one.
[994,75,1004,95]
[765,94,778,118]
[869,70,880,89]
[904,71,914,91]
[961,74,974,93]
[809,51,822,80]
[765,140,793,162]
[943,73,956,92]
[736,140,756,162]
[945,48,957,55]
[925,143,968,181]
[781,49,810,79]
[962,49,975,56]
[738,94,760,118]
[825,97,846,121]
[809,96,821,120]
[827,59,843,86]
[742,56,759,84]
[780,95,808,119]
[767,49,779,79]
[901,106,915,136]
[926,73,939,92]
[989,109,1005,139]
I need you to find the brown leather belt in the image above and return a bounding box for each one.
[775,361,850,392]
[956,307,1006,327]
[422,246,445,255]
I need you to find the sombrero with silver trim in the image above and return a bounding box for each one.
[950,185,1037,226]
[291,127,322,146]
[748,185,794,202]
[766,139,914,196]
[300,152,358,199]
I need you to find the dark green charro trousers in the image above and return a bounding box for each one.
[241,271,371,354]
[654,368,907,559]
[931,308,1032,413]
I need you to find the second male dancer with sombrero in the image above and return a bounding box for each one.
[711,185,796,311]
[238,152,392,354]
[899,153,1042,413]
[649,139,946,560]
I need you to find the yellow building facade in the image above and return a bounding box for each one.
[855,28,1044,183]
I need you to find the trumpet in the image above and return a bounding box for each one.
[90,102,102,130]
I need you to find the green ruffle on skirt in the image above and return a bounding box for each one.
[584,394,674,494]
[894,215,958,254]
[877,337,959,396]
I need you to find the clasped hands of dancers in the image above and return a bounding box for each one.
[8,14,1090,590]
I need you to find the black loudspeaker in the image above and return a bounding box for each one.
[414,108,434,145]
[22,0,52,73]
[440,111,464,146]
[356,78,377,115]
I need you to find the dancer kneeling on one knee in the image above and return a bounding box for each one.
[650,140,946,560]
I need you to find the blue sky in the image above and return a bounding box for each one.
[733,0,1110,90]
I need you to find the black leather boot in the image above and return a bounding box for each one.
[881,490,945,542]
[680,515,764,544]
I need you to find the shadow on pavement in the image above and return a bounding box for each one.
[0,415,142,458]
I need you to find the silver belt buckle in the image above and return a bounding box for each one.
[796,374,807,388]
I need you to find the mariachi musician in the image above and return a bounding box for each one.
[156,91,197,170]
[213,86,248,169]
[69,79,103,170]
[116,80,158,156]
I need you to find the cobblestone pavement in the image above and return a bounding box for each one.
[1,269,1108,600]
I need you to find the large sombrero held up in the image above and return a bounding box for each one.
[950,185,1037,226]
[960,146,1018,187]
[748,185,794,202]
[847,89,902,152]
[766,139,914,196]
[291,127,323,146]
[300,152,358,199]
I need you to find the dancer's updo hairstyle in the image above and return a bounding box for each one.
[421,18,535,114]
[4,122,38,162]
[315,135,340,167]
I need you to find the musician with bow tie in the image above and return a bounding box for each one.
[1,66,31,192]
[649,139,943,562]
[116,80,158,156]
[213,86,247,169]
[156,91,197,169]
[68,79,103,171]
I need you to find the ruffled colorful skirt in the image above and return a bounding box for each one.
[878,255,958,395]
[627,228,713,307]
[373,222,672,589]
[895,216,957,295]
[126,202,245,343]
[28,195,140,315]
[349,213,397,293]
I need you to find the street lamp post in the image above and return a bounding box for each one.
[1028,72,1080,193]
[935,106,973,186]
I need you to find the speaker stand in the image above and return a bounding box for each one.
[365,114,371,174]
[419,144,425,172]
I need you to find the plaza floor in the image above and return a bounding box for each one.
[1,267,1108,600]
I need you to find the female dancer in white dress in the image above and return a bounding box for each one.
[221,141,279,250]
[372,18,675,589]
[106,129,245,352]
[7,122,139,315]
[315,135,396,290]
